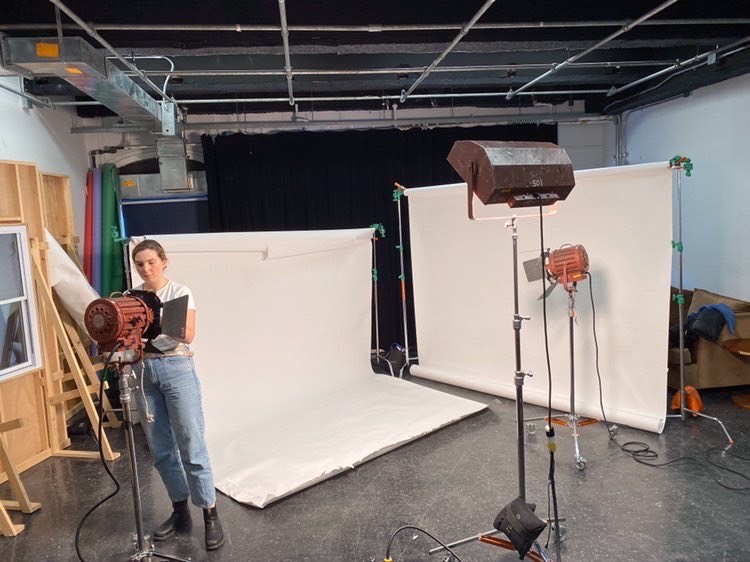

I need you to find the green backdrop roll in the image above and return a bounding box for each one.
[100,163,124,297]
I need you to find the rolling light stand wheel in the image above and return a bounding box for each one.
[525,422,537,435]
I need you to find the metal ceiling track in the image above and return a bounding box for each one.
[124,60,676,79]
[2,18,748,34]
[70,112,614,135]
[53,89,611,108]
[508,0,681,99]
[400,0,496,103]
[277,0,294,105]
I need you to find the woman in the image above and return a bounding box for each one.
[131,239,224,551]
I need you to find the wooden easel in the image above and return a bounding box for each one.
[32,256,120,461]
[0,418,41,537]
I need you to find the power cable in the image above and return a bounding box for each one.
[383,525,464,562]
[586,272,750,490]
[75,345,123,562]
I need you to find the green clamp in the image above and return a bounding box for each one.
[372,267,378,282]
[393,188,404,201]
[395,244,403,253]
[398,273,405,281]
[669,155,693,177]
[671,240,683,252]
[672,293,685,305]
[112,226,127,243]
[370,223,386,238]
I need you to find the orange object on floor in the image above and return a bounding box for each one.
[671,385,705,415]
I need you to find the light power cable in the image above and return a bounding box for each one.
[75,344,123,562]
[586,273,750,490]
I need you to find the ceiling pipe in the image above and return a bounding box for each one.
[115,54,175,92]
[507,0,681,100]
[0,79,53,108]
[400,0,496,103]
[3,18,748,34]
[277,0,295,106]
[47,0,176,103]
[171,89,611,105]
[53,88,609,107]
[607,35,750,96]
[124,59,674,78]
[69,112,615,134]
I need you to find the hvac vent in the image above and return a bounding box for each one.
[0,36,175,133]
[157,138,190,192]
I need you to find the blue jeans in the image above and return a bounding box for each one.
[135,355,216,508]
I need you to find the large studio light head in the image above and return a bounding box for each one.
[84,295,155,363]
[447,140,575,219]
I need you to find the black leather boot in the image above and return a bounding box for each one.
[154,499,192,541]
[203,506,225,551]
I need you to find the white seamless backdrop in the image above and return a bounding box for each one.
[129,229,485,507]
[407,163,672,433]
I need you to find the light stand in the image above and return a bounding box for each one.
[428,216,551,562]
[433,140,576,561]
[665,157,733,443]
[84,295,191,562]
[527,246,598,470]
[113,364,190,562]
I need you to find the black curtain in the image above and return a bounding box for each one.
[201,125,557,354]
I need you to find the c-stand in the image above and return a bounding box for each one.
[115,362,191,562]
[429,217,552,562]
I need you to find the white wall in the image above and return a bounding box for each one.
[625,73,750,300]
[558,120,616,170]
[0,77,88,248]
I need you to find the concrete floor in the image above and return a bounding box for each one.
[1,377,748,562]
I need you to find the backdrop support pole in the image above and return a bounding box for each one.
[665,157,733,444]
[394,183,413,377]
[370,225,394,376]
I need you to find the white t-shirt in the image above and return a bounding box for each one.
[135,279,196,352]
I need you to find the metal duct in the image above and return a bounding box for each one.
[157,137,190,192]
[0,36,175,132]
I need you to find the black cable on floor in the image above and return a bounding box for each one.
[75,345,123,562]
[586,273,750,490]
[383,525,464,562]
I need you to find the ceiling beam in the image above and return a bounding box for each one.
[507,0,681,99]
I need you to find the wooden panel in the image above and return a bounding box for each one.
[0,372,48,469]
[16,164,45,241]
[40,173,75,242]
[0,162,22,221]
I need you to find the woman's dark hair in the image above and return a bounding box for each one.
[132,239,167,261]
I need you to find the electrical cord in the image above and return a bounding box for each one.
[586,272,750,490]
[537,203,562,560]
[383,525,464,562]
[586,271,657,460]
[75,344,123,562]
